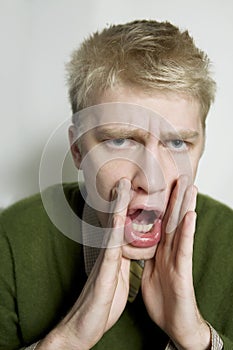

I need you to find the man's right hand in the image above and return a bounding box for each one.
[37,178,131,350]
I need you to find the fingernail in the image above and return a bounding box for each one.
[165,220,176,234]
[117,180,123,190]
[118,178,131,190]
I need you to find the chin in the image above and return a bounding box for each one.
[122,243,158,260]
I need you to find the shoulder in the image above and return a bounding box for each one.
[0,191,45,233]
[195,193,233,251]
[197,192,232,212]
[193,195,233,335]
[0,182,83,243]
[196,193,233,226]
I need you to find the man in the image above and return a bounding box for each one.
[0,19,232,349]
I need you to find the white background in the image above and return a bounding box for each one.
[0,0,232,209]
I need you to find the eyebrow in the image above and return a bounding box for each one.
[94,126,200,140]
[163,130,200,140]
[94,126,150,139]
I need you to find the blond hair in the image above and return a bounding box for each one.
[66,19,216,123]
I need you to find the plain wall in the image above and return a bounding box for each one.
[0,0,232,209]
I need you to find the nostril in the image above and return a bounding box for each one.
[135,187,148,194]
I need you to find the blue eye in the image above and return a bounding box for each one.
[171,140,184,148]
[111,138,126,146]
[168,139,187,151]
[105,138,132,148]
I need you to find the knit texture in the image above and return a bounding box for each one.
[0,183,232,349]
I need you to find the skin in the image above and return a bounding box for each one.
[37,87,211,349]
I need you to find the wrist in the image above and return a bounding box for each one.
[37,324,92,350]
[35,332,64,350]
[36,329,79,350]
[171,321,211,350]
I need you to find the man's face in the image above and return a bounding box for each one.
[70,87,204,260]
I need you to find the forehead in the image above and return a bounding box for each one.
[74,100,202,139]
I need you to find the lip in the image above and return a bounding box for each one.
[124,205,163,248]
[124,217,161,247]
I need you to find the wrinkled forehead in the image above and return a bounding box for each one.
[73,103,176,138]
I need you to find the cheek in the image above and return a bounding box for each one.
[161,153,201,211]
[159,157,187,209]
[165,150,195,183]
[189,148,203,179]
[161,155,181,188]
[96,160,130,201]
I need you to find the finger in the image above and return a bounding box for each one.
[91,179,131,297]
[179,184,198,223]
[113,178,132,216]
[188,185,198,212]
[175,211,197,275]
[103,178,131,249]
[165,175,189,234]
[172,185,197,253]
[142,258,156,281]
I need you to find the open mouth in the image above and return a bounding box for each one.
[124,208,162,248]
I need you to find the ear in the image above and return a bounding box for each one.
[68,125,82,169]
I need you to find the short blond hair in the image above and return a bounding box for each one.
[66,19,216,123]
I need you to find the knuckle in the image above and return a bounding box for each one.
[113,214,125,227]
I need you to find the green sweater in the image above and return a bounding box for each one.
[0,183,233,349]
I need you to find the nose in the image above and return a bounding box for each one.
[131,146,166,195]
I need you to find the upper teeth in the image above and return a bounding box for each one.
[132,223,153,233]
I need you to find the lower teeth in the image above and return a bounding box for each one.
[132,222,153,233]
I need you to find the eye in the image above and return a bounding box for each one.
[111,138,127,146]
[167,139,188,151]
[104,138,135,149]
